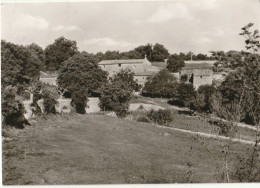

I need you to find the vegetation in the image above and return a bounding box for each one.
[42,89,58,114]
[190,85,217,113]
[147,109,173,126]
[1,86,28,128]
[44,36,78,71]
[173,83,197,108]
[142,69,178,98]
[57,52,108,113]
[99,69,137,117]
[1,40,42,91]
[166,54,185,73]
[110,69,141,92]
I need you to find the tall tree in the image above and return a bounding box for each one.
[142,69,178,98]
[1,40,41,90]
[166,54,185,73]
[57,52,108,113]
[134,44,153,61]
[44,36,78,71]
[152,43,170,62]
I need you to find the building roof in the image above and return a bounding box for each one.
[151,62,167,69]
[40,71,58,78]
[135,71,156,76]
[98,59,150,65]
[183,60,216,70]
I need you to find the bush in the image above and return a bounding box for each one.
[42,89,57,114]
[110,69,141,92]
[1,86,29,128]
[208,119,237,137]
[142,69,178,98]
[99,80,132,118]
[147,109,173,125]
[173,83,197,107]
[137,116,151,123]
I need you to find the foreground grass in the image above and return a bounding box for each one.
[2,114,255,184]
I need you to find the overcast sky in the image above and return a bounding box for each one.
[1,0,260,54]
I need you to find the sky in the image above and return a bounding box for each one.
[1,0,260,54]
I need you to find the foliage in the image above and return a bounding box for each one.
[120,50,143,59]
[174,83,197,107]
[42,88,58,114]
[134,44,153,61]
[147,109,173,125]
[30,82,43,115]
[142,69,178,98]
[166,54,185,73]
[1,86,27,128]
[233,154,260,182]
[110,69,141,92]
[58,52,108,113]
[208,119,237,137]
[195,85,217,113]
[44,36,78,71]
[27,43,45,71]
[99,79,132,117]
[71,88,88,114]
[151,43,170,62]
[217,69,259,124]
[137,116,151,123]
[1,40,41,90]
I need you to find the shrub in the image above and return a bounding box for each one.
[173,83,197,107]
[142,69,178,98]
[208,119,237,137]
[1,86,29,128]
[71,88,88,114]
[42,89,57,114]
[110,69,141,92]
[197,84,217,113]
[147,109,173,125]
[137,116,151,123]
[99,80,132,118]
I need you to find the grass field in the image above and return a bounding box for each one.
[2,113,257,185]
[130,96,257,142]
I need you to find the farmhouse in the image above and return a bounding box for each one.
[180,60,215,89]
[98,58,160,85]
[39,71,57,86]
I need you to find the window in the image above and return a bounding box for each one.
[118,63,121,67]
[200,75,202,79]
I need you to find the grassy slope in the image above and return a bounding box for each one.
[130,96,257,142]
[2,114,254,185]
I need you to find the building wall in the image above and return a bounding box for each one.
[39,77,57,86]
[180,68,213,89]
[193,69,213,89]
[134,75,150,86]
[100,63,145,77]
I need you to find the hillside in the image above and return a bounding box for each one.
[2,114,254,184]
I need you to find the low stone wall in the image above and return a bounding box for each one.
[39,77,57,86]
[85,97,101,113]
[23,97,100,119]
[129,103,164,111]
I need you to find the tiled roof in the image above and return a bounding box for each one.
[98,59,149,65]
[40,71,58,78]
[135,71,156,76]
[151,62,167,69]
[183,61,216,70]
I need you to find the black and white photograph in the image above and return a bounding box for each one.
[1,0,260,185]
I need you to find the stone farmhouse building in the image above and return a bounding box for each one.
[98,58,160,85]
[180,60,216,89]
[39,71,57,86]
